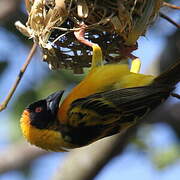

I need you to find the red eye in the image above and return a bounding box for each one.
[35,107,43,113]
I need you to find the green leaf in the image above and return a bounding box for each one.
[152,146,180,169]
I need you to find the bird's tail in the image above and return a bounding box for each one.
[152,60,180,87]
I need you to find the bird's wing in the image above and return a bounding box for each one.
[63,86,172,146]
[68,85,172,126]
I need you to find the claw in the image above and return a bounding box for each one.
[74,22,103,69]
[74,22,95,47]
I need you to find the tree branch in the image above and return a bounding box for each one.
[52,127,137,180]
[0,0,21,22]
[0,43,37,112]
[0,142,48,174]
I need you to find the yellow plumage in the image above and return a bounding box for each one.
[20,110,77,151]
[59,46,154,123]
[20,45,180,151]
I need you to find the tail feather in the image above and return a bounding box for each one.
[153,60,180,86]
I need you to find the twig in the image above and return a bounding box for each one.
[171,93,180,99]
[163,2,180,10]
[159,12,180,29]
[0,43,37,112]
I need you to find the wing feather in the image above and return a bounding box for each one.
[62,86,172,146]
[69,85,172,123]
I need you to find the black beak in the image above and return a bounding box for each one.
[46,90,64,115]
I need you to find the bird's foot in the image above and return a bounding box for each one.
[74,22,96,47]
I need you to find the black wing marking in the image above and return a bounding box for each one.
[70,85,172,120]
[62,85,172,146]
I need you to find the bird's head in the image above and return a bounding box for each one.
[20,90,71,151]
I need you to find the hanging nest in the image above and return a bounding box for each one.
[16,0,163,73]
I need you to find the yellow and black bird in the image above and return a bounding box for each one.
[20,45,180,151]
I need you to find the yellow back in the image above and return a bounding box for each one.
[59,64,155,123]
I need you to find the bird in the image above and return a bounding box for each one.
[20,45,180,151]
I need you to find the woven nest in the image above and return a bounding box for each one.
[17,0,163,73]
